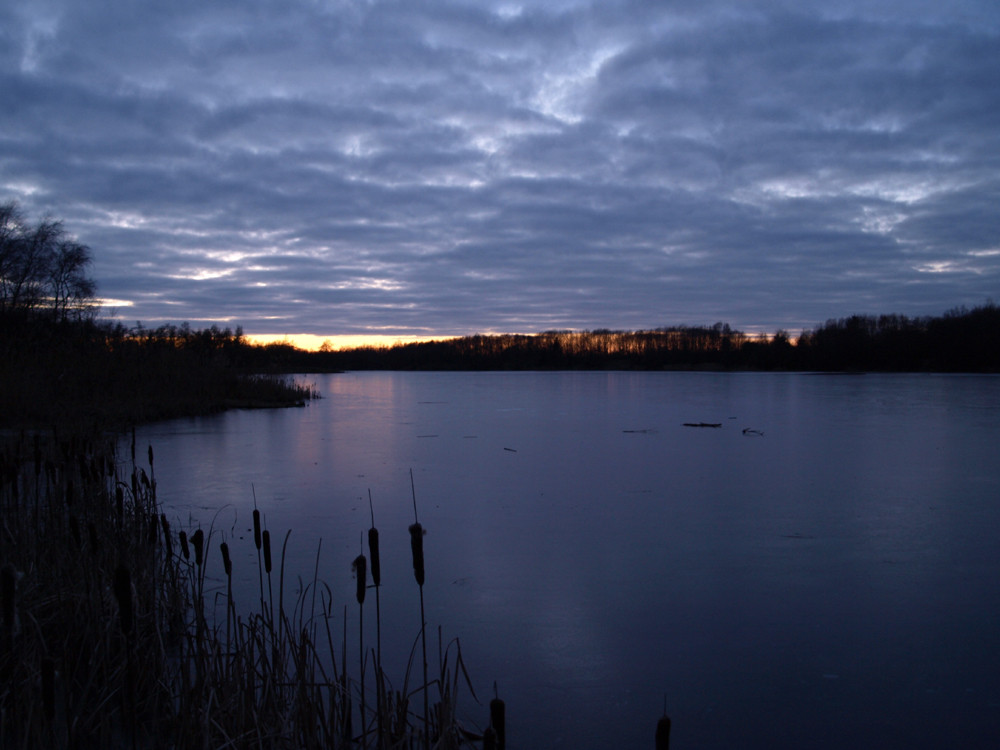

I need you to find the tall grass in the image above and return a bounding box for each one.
[0,431,494,748]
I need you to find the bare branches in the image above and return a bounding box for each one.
[0,200,96,321]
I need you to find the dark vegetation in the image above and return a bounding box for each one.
[1,200,312,430]
[305,304,1000,373]
[1,314,315,430]
[0,433,497,748]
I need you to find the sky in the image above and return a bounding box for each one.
[3,0,999,347]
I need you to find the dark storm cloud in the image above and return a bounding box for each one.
[2,0,998,338]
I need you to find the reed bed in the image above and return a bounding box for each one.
[0,430,499,749]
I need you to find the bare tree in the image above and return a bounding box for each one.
[0,201,97,319]
[49,239,97,321]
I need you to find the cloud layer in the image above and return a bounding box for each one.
[3,0,998,337]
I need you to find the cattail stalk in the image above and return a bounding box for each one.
[253,490,265,618]
[368,490,384,748]
[490,682,506,750]
[409,469,429,750]
[354,553,368,749]
[221,541,233,657]
[262,528,273,626]
[656,697,671,750]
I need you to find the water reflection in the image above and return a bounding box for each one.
[137,372,1000,749]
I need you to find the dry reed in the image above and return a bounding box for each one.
[0,431,499,749]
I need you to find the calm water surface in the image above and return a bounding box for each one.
[136,372,1000,749]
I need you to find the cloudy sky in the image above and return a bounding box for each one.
[3,0,998,344]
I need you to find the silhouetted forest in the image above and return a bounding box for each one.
[0,200,312,429]
[4,303,997,430]
[308,303,1000,373]
[0,314,313,429]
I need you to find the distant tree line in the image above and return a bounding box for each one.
[0,201,96,322]
[308,304,1000,373]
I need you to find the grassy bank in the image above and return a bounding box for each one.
[0,431,500,748]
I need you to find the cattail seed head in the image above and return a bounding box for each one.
[253,509,262,551]
[367,527,381,587]
[113,564,133,636]
[409,523,425,586]
[353,555,367,604]
[147,444,154,469]
[655,714,671,750]
[160,515,172,556]
[490,683,506,750]
[262,530,272,573]
[191,529,204,567]
[179,530,190,560]
[220,542,232,577]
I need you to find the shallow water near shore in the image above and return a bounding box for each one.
[136,371,1000,748]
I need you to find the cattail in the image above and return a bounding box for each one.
[113,564,133,636]
[220,542,232,577]
[353,555,367,605]
[490,682,506,750]
[41,657,55,721]
[656,696,671,750]
[262,529,272,573]
[160,515,172,557]
[179,530,190,560]
[253,509,262,550]
[368,527,381,587]
[409,523,425,586]
[147,444,154,469]
[655,714,671,750]
[191,529,204,567]
[148,516,158,546]
[483,726,497,750]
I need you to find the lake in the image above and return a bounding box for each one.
[135,371,1000,749]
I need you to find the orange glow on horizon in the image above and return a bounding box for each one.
[245,333,459,351]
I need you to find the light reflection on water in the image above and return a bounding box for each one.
[136,372,1000,749]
